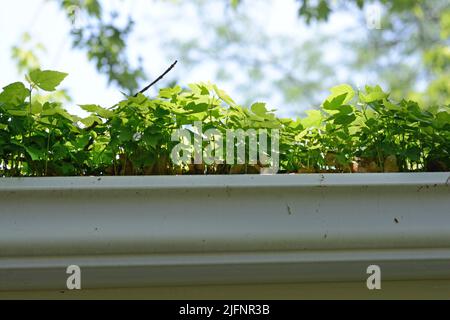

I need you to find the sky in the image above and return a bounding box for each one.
[0,0,375,117]
[0,0,124,114]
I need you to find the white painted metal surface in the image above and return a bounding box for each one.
[0,173,449,291]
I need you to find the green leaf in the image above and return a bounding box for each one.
[185,102,209,114]
[159,86,182,99]
[29,70,68,92]
[323,93,348,110]
[359,85,389,103]
[188,83,210,96]
[31,102,43,114]
[338,105,354,115]
[6,110,28,116]
[25,145,47,161]
[143,134,160,148]
[434,111,450,129]
[81,115,102,127]
[118,128,134,142]
[383,99,401,110]
[301,110,323,128]
[213,85,236,106]
[0,82,29,105]
[332,113,356,126]
[329,84,355,104]
[79,104,114,118]
[41,109,57,117]
[251,102,268,117]
[55,108,74,121]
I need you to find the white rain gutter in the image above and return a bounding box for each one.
[0,173,449,291]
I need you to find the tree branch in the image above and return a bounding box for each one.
[134,60,178,97]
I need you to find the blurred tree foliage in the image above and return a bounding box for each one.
[333,0,450,106]
[287,0,450,106]
[162,0,338,111]
[18,0,448,110]
[57,0,146,95]
[11,33,72,103]
[11,33,45,74]
[165,0,450,111]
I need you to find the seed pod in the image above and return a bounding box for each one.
[229,165,245,174]
[384,155,399,172]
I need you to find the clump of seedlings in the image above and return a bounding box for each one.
[0,70,449,177]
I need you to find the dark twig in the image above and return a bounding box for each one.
[134,60,178,97]
[82,61,178,151]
